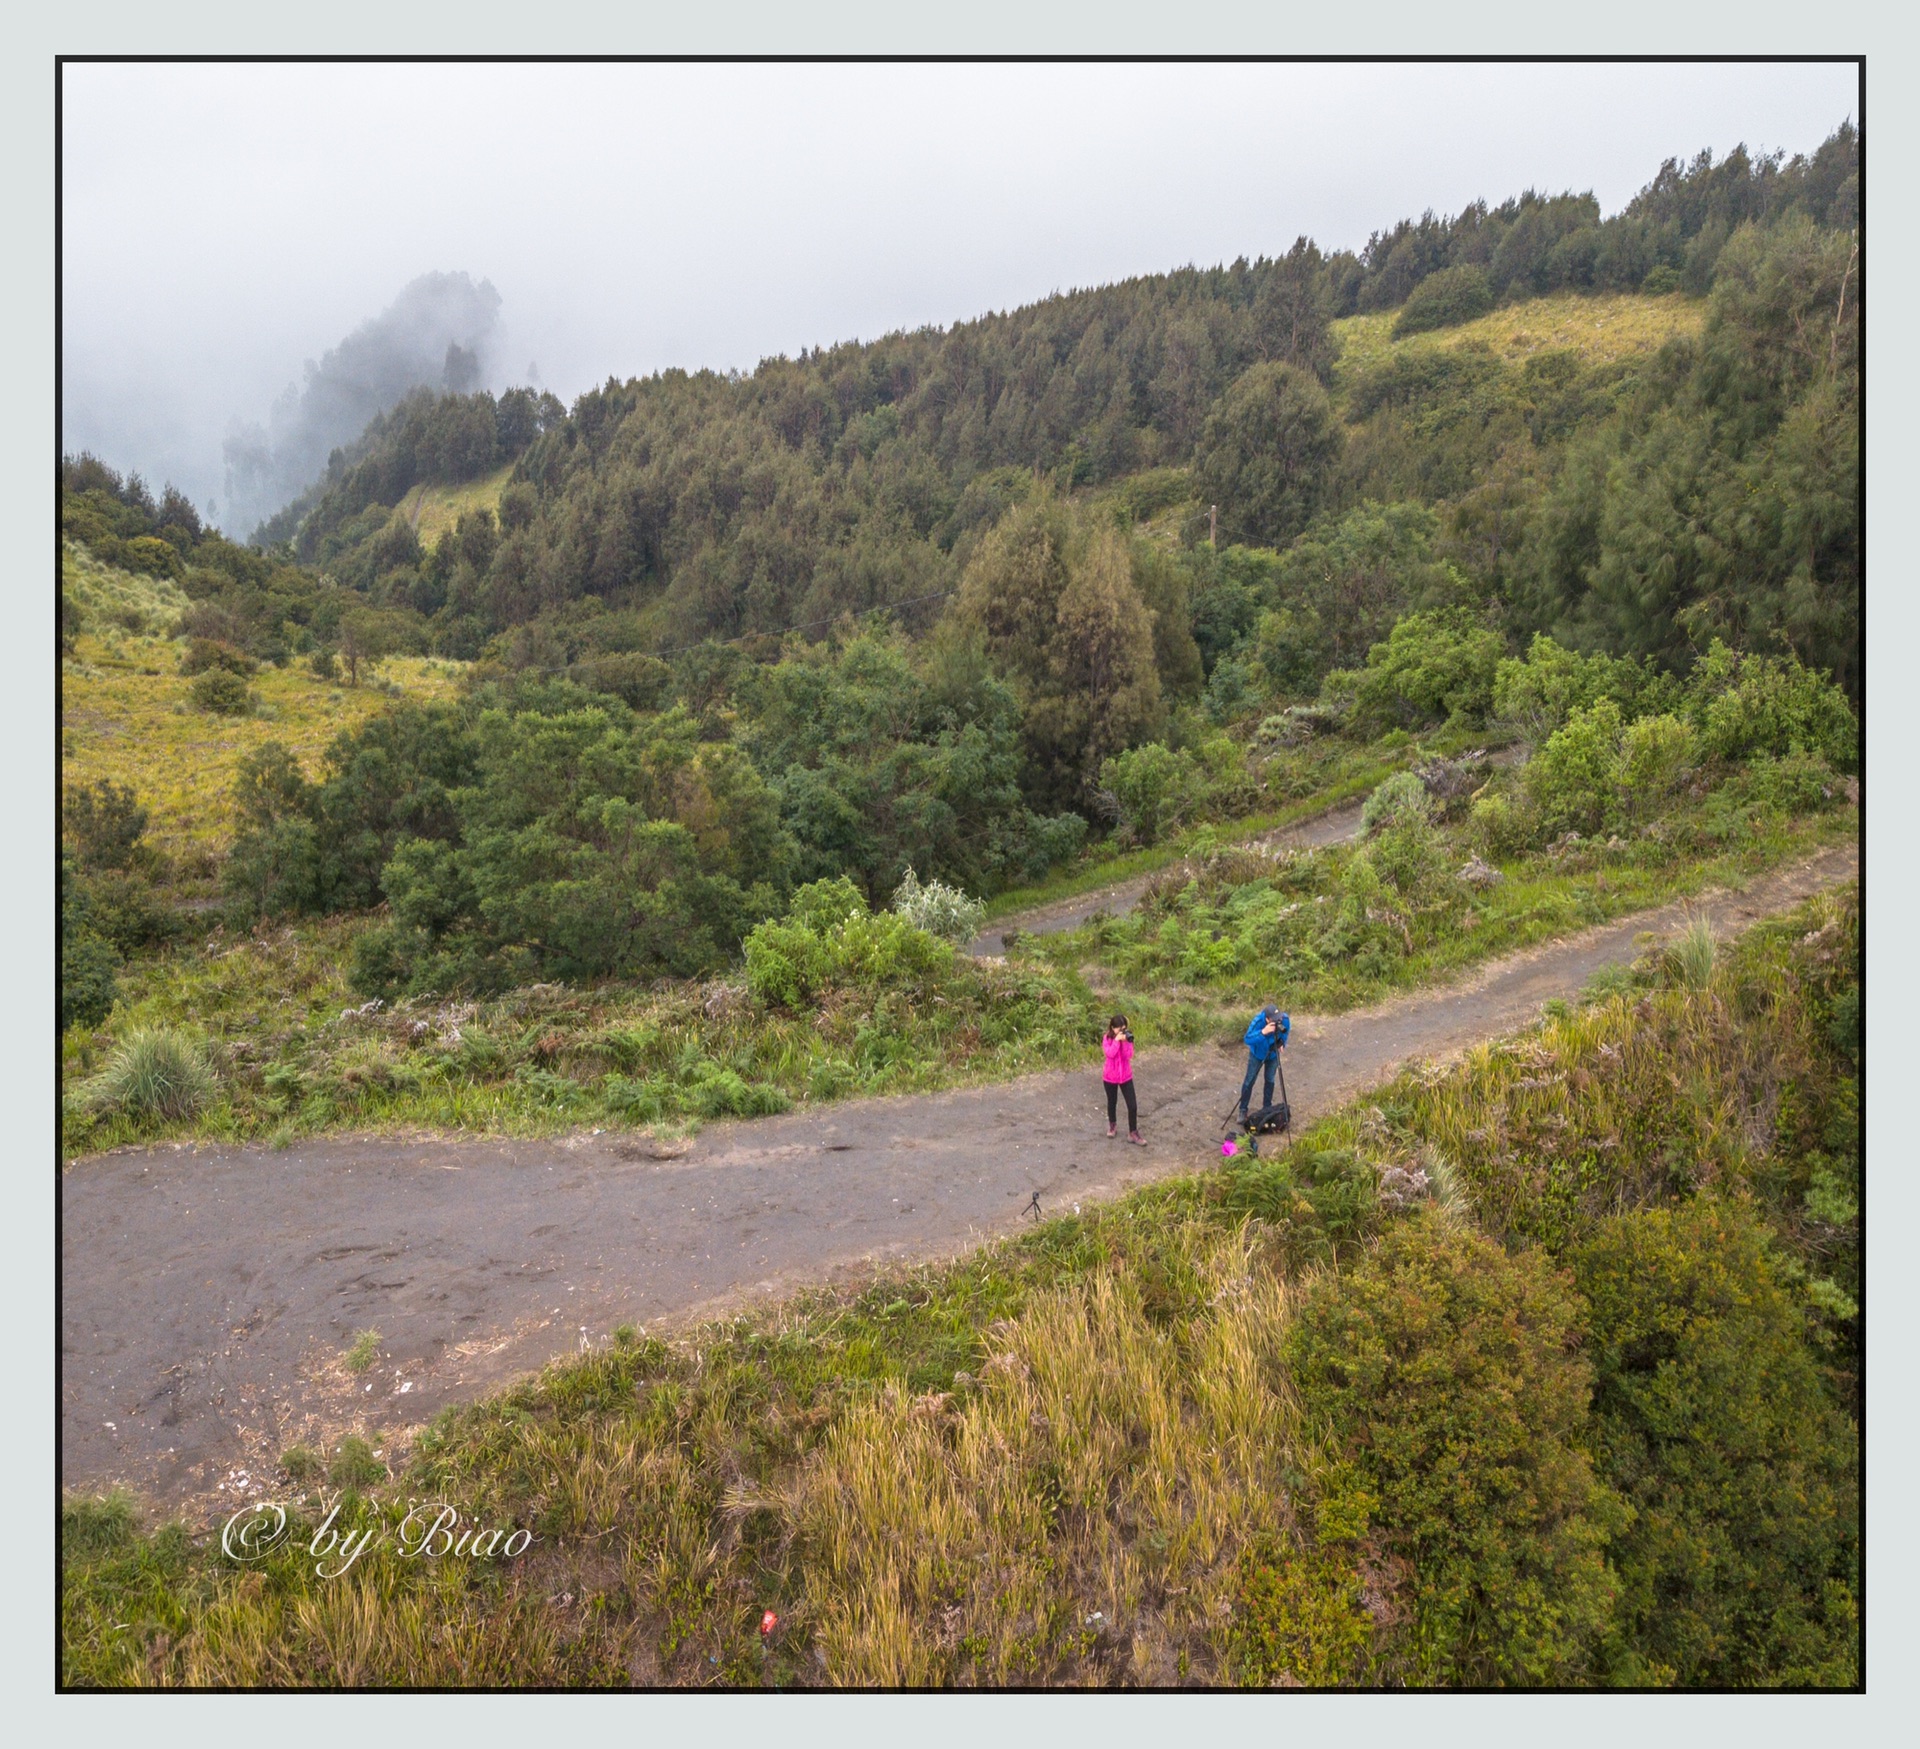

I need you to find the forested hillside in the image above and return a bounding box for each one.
[263,124,1856,695]
[60,122,1863,1693]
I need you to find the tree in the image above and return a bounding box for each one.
[1573,1200,1859,1686]
[954,495,1073,693]
[1194,362,1343,550]
[1286,1213,1624,1686]
[1027,527,1166,805]
[1252,237,1336,385]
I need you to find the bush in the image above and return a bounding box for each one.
[891,867,985,945]
[62,929,120,1033]
[178,637,254,678]
[72,871,177,954]
[190,669,253,716]
[1098,742,1207,846]
[1492,635,1659,742]
[745,878,952,1010]
[84,1029,216,1122]
[1392,265,1495,337]
[1367,815,1449,898]
[1286,1214,1624,1685]
[65,779,149,871]
[1525,699,1623,836]
[1572,1201,1860,1686]
[1342,609,1505,733]
[1728,750,1843,817]
[1616,714,1694,818]
[1465,787,1536,862]
[1361,769,1433,835]
[1687,641,1856,771]
[121,534,183,579]
[1203,654,1265,725]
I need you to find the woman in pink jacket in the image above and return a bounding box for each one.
[1102,1014,1144,1144]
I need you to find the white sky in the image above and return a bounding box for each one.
[60,59,1858,512]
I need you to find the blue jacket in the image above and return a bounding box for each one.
[1244,1009,1288,1060]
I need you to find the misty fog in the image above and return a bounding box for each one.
[60,60,1856,541]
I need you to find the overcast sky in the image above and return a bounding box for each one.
[61,59,1858,523]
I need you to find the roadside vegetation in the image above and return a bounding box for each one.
[61,885,1859,1687]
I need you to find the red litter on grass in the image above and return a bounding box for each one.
[1220,1139,1237,1158]
[760,1610,779,1637]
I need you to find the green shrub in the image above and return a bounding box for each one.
[1616,713,1694,818]
[1203,654,1266,725]
[1728,750,1842,817]
[1342,609,1505,733]
[65,779,150,871]
[178,637,255,678]
[84,1029,216,1121]
[1286,1213,1624,1685]
[190,668,253,716]
[1098,742,1206,846]
[745,878,951,1011]
[1572,1200,1860,1686]
[1230,1543,1378,1686]
[788,875,867,934]
[1367,816,1449,899]
[741,918,833,1011]
[1687,641,1856,771]
[122,534,184,579]
[1466,787,1536,862]
[1391,265,1495,337]
[1492,635,1661,741]
[72,871,177,954]
[1361,769,1434,835]
[61,928,120,1033]
[1525,699,1623,836]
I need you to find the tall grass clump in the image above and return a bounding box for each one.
[83,1028,215,1121]
[1664,913,1717,989]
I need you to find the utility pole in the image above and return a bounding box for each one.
[1209,503,1218,548]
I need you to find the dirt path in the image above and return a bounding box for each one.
[969,798,1368,954]
[62,841,1855,1517]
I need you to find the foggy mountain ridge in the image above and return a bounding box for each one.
[220,270,502,541]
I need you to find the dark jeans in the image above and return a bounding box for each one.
[1239,1051,1276,1114]
[1105,1078,1138,1130]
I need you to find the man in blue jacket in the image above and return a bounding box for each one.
[1239,1002,1289,1121]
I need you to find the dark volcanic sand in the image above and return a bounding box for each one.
[62,841,1854,1517]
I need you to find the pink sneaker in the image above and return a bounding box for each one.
[1128,1132,1145,1145]
[1107,1123,1117,1138]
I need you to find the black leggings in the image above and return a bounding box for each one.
[1105,1079,1138,1130]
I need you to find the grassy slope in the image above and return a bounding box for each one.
[1328,288,1708,386]
[59,883,1858,1688]
[398,463,515,550]
[61,554,467,873]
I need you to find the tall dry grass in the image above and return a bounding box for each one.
[779,1221,1306,1686]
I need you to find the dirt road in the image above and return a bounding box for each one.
[969,798,1367,955]
[62,841,1855,1516]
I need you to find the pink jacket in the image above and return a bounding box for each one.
[1102,1035,1134,1084]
